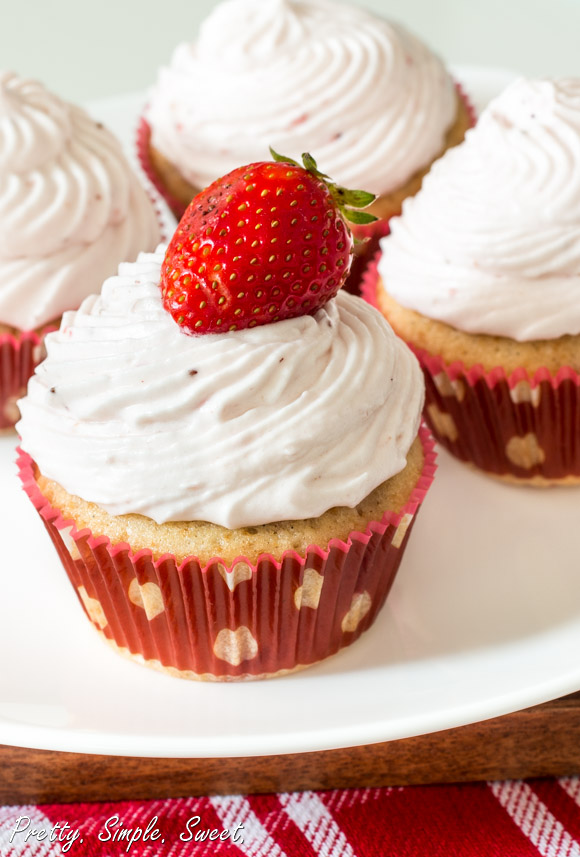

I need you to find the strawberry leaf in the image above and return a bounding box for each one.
[333,188,376,208]
[269,147,300,167]
[301,152,319,173]
[269,147,380,236]
[342,209,378,225]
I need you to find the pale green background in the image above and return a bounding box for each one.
[1,0,579,102]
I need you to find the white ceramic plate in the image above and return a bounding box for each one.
[4,67,579,760]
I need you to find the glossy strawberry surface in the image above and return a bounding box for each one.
[161,160,354,334]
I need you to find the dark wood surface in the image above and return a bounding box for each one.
[1,692,580,804]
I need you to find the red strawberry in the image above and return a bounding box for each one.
[161,151,376,334]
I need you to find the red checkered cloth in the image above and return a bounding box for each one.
[2,779,580,855]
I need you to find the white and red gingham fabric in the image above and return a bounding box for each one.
[2,779,580,856]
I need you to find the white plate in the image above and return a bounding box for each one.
[5,66,578,760]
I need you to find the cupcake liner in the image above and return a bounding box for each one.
[359,253,383,312]
[343,219,391,296]
[362,257,580,483]
[136,81,477,228]
[418,354,580,483]
[456,79,477,129]
[144,178,175,245]
[0,325,57,431]
[17,426,436,681]
[136,117,188,221]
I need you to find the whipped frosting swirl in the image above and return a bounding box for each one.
[147,0,456,195]
[380,77,580,342]
[18,246,423,528]
[0,72,161,330]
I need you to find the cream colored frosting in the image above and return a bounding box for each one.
[146,0,456,196]
[379,77,580,342]
[18,246,424,529]
[0,72,161,330]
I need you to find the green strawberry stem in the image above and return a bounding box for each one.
[269,147,378,228]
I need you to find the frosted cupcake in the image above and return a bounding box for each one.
[139,0,473,227]
[367,78,580,483]
[0,72,162,429]
[17,154,434,681]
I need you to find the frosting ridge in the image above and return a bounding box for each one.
[0,72,162,330]
[18,246,424,528]
[379,77,580,341]
[146,0,456,196]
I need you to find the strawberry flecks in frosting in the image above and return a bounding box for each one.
[17,246,424,529]
[0,72,161,330]
[146,0,456,196]
[379,78,580,342]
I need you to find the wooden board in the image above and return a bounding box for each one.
[1,692,580,804]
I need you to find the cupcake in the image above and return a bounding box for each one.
[139,0,473,232]
[17,154,434,681]
[0,71,162,430]
[366,77,580,484]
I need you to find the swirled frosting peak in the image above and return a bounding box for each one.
[18,246,424,529]
[379,77,580,341]
[0,72,161,330]
[147,0,456,195]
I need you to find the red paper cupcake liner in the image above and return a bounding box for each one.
[0,325,57,431]
[136,82,477,227]
[456,79,477,129]
[136,117,188,222]
[145,182,174,245]
[362,256,580,483]
[17,426,436,680]
[416,354,580,482]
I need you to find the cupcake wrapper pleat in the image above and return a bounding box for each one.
[0,327,55,430]
[17,427,436,680]
[362,257,580,483]
[420,358,580,481]
[456,80,477,128]
[136,117,189,221]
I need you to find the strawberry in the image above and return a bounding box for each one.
[161,150,376,334]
